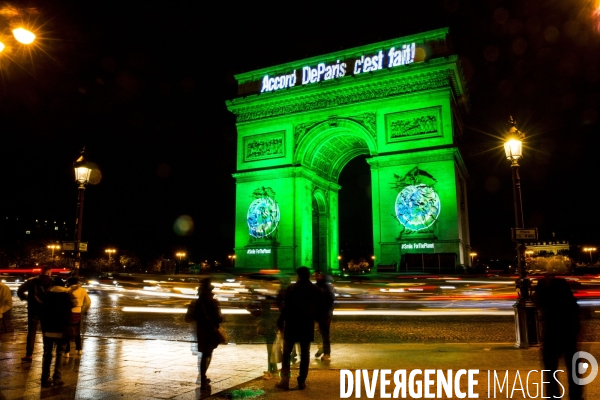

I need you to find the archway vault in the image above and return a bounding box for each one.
[296,118,377,183]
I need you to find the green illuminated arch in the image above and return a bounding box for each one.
[227,28,471,274]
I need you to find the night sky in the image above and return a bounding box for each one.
[1,0,599,265]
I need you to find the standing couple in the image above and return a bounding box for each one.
[17,267,91,387]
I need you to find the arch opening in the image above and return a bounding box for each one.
[338,155,373,274]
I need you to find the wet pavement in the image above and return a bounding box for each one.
[2,331,600,399]
[7,290,600,343]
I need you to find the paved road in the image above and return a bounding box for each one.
[6,288,600,343]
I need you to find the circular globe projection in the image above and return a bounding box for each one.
[247,197,280,238]
[395,184,441,231]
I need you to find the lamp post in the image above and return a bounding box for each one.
[176,252,186,274]
[73,149,93,277]
[504,117,539,349]
[47,244,60,259]
[227,254,236,267]
[583,247,596,264]
[469,252,477,266]
[105,248,116,272]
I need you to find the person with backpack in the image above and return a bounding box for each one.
[17,266,54,362]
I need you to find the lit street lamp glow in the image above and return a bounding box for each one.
[469,252,477,265]
[105,248,116,259]
[73,148,96,277]
[12,27,35,44]
[584,247,596,264]
[503,117,539,349]
[47,244,60,258]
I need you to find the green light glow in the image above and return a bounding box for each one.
[227,28,471,273]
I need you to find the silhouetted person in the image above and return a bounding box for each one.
[256,296,280,379]
[535,276,582,400]
[40,280,72,387]
[187,278,223,391]
[17,266,54,362]
[315,272,335,361]
[276,266,324,390]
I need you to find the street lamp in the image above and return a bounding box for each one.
[504,117,539,349]
[227,254,236,267]
[105,248,116,271]
[0,5,37,50]
[47,244,60,258]
[469,252,477,266]
[583,247,596,264]
[73,149,95,276]
[176,252,186,274]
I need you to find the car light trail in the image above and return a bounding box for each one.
[332,309,513,316]
[122,307,250,314]
[120,307,512,316]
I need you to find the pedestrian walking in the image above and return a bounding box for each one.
[64,277,91,357]
[315,272,335,361]
[535,275,582,400]
[185,278,223,391]
[276,266,324,390]
[0,280,13,332]
[17,266,54,362]
[39,281,73,387]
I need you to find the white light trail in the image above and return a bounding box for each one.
[122,307,250,314]
[120,307,512,316]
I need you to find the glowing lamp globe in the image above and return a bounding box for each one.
[504,139,523,161]
[12,28,35,45]
[74,155,92,185]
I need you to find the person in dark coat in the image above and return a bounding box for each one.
[535,275,582,400]
[276,266,324,390]
[17,265,54,362]
[39,282,72,387]
[315,272,335,361]
[189,278,223,391]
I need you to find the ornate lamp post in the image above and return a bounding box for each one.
[73,149,93,277]
[504,117,539,349]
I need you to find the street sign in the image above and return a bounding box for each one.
[513,228,538,241]
[61,242,88,252]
